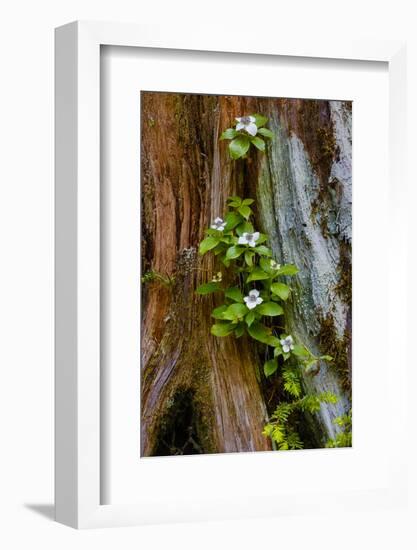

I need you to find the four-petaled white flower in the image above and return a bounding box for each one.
[244,289,263,310]
[270,259,281,270]
[235,116,258,136]
[211,272,222,283]
[211,217,227,231]
[280,335,295,353]
[238,231,260,247]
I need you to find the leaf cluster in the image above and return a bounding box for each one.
[264,390,339,450]
[326,410,352,448]
[220,114,274,159]
[194,114,339,451]
[197,196,298,356]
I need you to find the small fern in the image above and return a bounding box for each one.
[282,364,302,398]
[326,410,352,448]
[270,402,293,423]
[264,390,339,450]
[263,422,303,451]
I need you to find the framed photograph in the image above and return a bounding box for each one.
[55,21,407,528]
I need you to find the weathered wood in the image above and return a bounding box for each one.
[256,99,352,444]
[141,93,271,456]
[141,93,352,454]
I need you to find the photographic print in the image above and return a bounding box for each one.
[140,92,352,457]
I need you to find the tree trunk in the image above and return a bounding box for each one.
[141,93,271,456]
[255,99,352,445]
[141,93,351,455]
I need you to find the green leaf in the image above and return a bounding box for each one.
[238,204,252,219]
[254,245,272,257]
[305,359,319,374]
[222,303,248,321]
[241,198,255,206]
[199,236,219,255]
[247,322,272,344]
[245,310,256,327]
[220,128,237,140]
[271,282,290,301]
[292,345,310,358]
[205,228,222,236]
[259,257,274,274]
[226,245,245,260]
[227,196,242,207]
[268,336,282,347]
[258,127,274,139]
[264,358,278,377]
[253,114,268,128]
[236,221,254,236]
[276,264,299,276]
[251,136,266,152]
[320,355,333,361]
[211,305,228,319]
[221,256,231,267]
[196,282,221,295]
[244,250,254,266]
[229,135,250,159]
[224,211,242,231]
[254,234,268,245]
[234,323,245,338]
[246,267,270,282]
[213,244,227,255]
[220,236,234,245]
[211,323,235,337]
[225,286,244,303]
[257,302,284,316]
[274,346,282,357]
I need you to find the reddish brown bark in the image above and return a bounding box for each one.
[141,92,271,456]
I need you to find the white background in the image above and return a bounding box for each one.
[1,1,416,549]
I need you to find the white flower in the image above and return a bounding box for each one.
[211,217,227,231]
[235,116,258,136]
[244,289,263,310]
[270,259,281,270]
[238,231,260,247]
[280,335,295,353]
[211,272,222,283]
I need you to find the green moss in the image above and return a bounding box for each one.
[152,387,204,456]
[295,101,337,186]
[334,241,352,304]
[343,100,352,114]
[192,368,217,453]
[317,312,351,394]
[315,126,337,178]
[296,101,339,239]
[141,270,175,287]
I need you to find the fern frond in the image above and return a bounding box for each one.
[263,423,285,444]
[282,365,302,398]
[286,429,304,450]
[270,402,293,423]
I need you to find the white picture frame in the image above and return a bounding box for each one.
[55,21,407,529]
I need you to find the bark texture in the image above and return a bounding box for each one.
[256,99,352,444]
[141,92,352,455]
